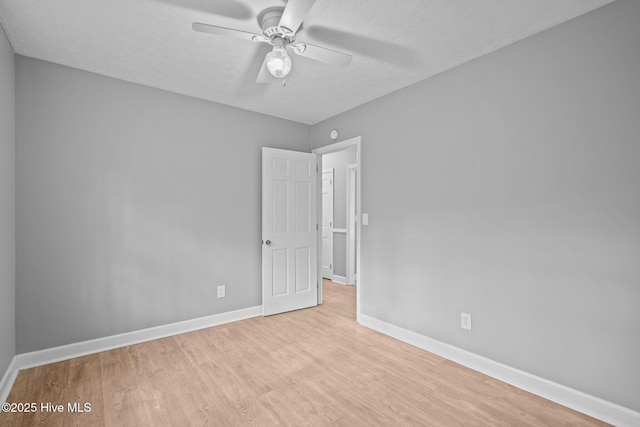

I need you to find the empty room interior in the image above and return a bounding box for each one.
[1,0,639,425]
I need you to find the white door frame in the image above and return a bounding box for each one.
[346,163,357,286]
[312,136,362,320]
[321,168,334,280]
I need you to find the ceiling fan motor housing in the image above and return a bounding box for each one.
[258,7,296,42]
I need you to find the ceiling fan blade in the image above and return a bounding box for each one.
[256,56,272,83]
[192,22,264,43]
[305,25,418,67]
[291,43,352,68]
[279,0,316,33]
[158,0,252,20]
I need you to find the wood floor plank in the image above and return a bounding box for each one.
[135,365,218,426]
[8,360,71,427]
[128,335,190,377]
[100,347,149,426]
[64,354,105,426]
[1,280,609,426]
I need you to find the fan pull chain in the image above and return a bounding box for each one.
[283,77,286,87]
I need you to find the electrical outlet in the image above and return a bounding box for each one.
[217,285,225,298]
[461,312,472,330]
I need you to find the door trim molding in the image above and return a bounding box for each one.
[321,168,334,281]
[312,137,362,318]
[346,163,357,286]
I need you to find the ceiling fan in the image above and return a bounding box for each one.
[192,0,352,84]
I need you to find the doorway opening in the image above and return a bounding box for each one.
[313,136,362,319]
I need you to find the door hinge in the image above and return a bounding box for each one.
[316,223,319,230]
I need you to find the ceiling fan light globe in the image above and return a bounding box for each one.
[266,47,292,78]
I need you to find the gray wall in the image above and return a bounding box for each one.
[0,23,15,380]
[322,147,356,278]
[16,56,310,353]
[311,0,640,412]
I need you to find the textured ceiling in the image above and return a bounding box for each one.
[0,0,613,124]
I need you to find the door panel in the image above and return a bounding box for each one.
[295,181,310,233]
[272,180,288,233]
[272,249,288,296]
[262,148,318,316]
[295,247,310,292]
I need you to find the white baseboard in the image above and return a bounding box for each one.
[332,275,347,285]
[358,314,640,427]
[0,356,18,403]
[17,305,262,370]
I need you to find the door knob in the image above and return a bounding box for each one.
[265,240,272,245]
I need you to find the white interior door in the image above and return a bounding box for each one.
[262,147,318,316]
[321,169,334,279]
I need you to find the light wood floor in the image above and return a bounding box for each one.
[2,280,607,426]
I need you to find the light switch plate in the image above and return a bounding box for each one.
[362,213,369,225]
